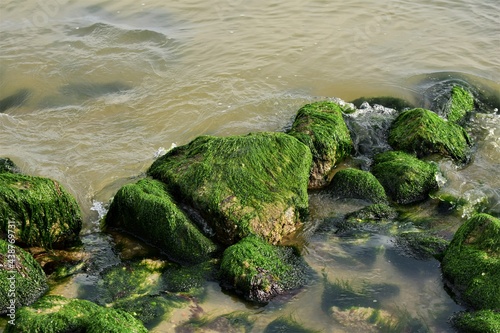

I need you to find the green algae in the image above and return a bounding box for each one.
[287,101,353,188]
[105,178,218,265]
[148,132,312,245]
[452,310,500,333]
[328,168,387,204]
[372,151,439,204]
[264,316,321,333]
[388,108,472,163]
[0,173,82,249]
[219,235,309,303]
[178,310,255,333]
[4,295,147,333]
[394,231,449,261]
[0,239,48,314]
[441,213,500,310]
[447,86,475,124]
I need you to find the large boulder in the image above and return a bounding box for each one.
[105,178,218,264]
[328,168,387,204]
[388,108,472,163]
[4,295,148,333]
[441,213,500,310]
[452,310,500,333]
[148,132,312,245]
[0,239,48,315]
[372,151,439,204]
[0,173,82,249]
[219,235,310,303]
[288,101,353,189]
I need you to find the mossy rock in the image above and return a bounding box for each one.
[0,158,20,174]
[264,316,320,333]
[337,204,398,232]
[394,231,448,260]
[388,108,472,163]
[0,173,82,249]
[105,178,218,264]
[446,86,475,124]
[148,132,312,245]
[219,235,310,303]
[287,101,353,188]
[0,239,48,315]
[328,168,387,204]
[178,310,255,333]
[452,310,500,333]
[441,213,500,310]
[4,295,148,333]
[163,260,216,295]
[372,151,439,204]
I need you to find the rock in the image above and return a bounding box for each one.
[219,235,310,303]
[287,101,353,189]
[451,310,500,333]
[0,173,82,249]
[445,86,475,124]
[336,203,398,232]
[105,178,218,264]
[372,151,439,204]
[4,295,148,333]
[177,311,255,333]
[441,213,500,310]
[394,231,448,260]
[264,316,320,333]
[148,132,312,245]
[0,239,48,315]
[388,108,472,163]
[350,96,414,111]
[328,168,387,204]
[0,158,20,174]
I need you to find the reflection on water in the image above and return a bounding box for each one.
[1,0,499,332]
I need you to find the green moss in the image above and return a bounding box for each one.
[0,239,48,314]
[350,96,414,111]
[105,178,218,264]
[452,310,500,333]
[287,101,353,188]
[0,158,20,174]
[0,173,82,249]
[4,295,147,333]
[395,231,449,260]
[372,151,440,204]
[441,213,500,310]
[148,132,312,245]
[111,295,185,326]
[388,108,472,163]
[163,260,216,296]
[264,316,320,333]
[219,235,309,303]
[447,86,475,124]
[328,168,387,204]
[337,204,397,232]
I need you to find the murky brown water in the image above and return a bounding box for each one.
[1,0,499,332]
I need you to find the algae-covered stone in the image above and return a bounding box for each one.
[441,213,500,310]
[328,168,387,204]
[4,295,148,333]
[178,310,255,333]
[220,235,309,303]
[0,239,48,315]
[288,101,353,188]
[446,86,475,124]
[388,108,472,162]
[0,158,20,174]
[264,316,320,333]
[395,231,448,260]
[372,151,439,204]
[105,178,218,264]
[452,310,500,333]
[0,173,82,249]
[148,132,312,245]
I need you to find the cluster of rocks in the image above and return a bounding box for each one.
[1,84,499,331]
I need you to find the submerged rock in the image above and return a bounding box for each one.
[264,316,320,333]
[0,173,82,249]
[394,231,448,261]
[219,235,310,303]
[0,158,20,174]
[4,295,148,333]
[177,310,255,333]
[451,310,500,333]
[105,178,218,264]
[0,239,48,315]
[372,151,439,204]
[441,213,500,310]
[388,108,472,163]
[148,132,312,245]
[328,168,387,204]
[288,101,353,189]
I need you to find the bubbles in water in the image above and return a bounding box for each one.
[90,200,108,221]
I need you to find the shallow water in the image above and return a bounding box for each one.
[1,0,499,332]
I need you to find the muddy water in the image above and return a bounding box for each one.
[1,0,499,332]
